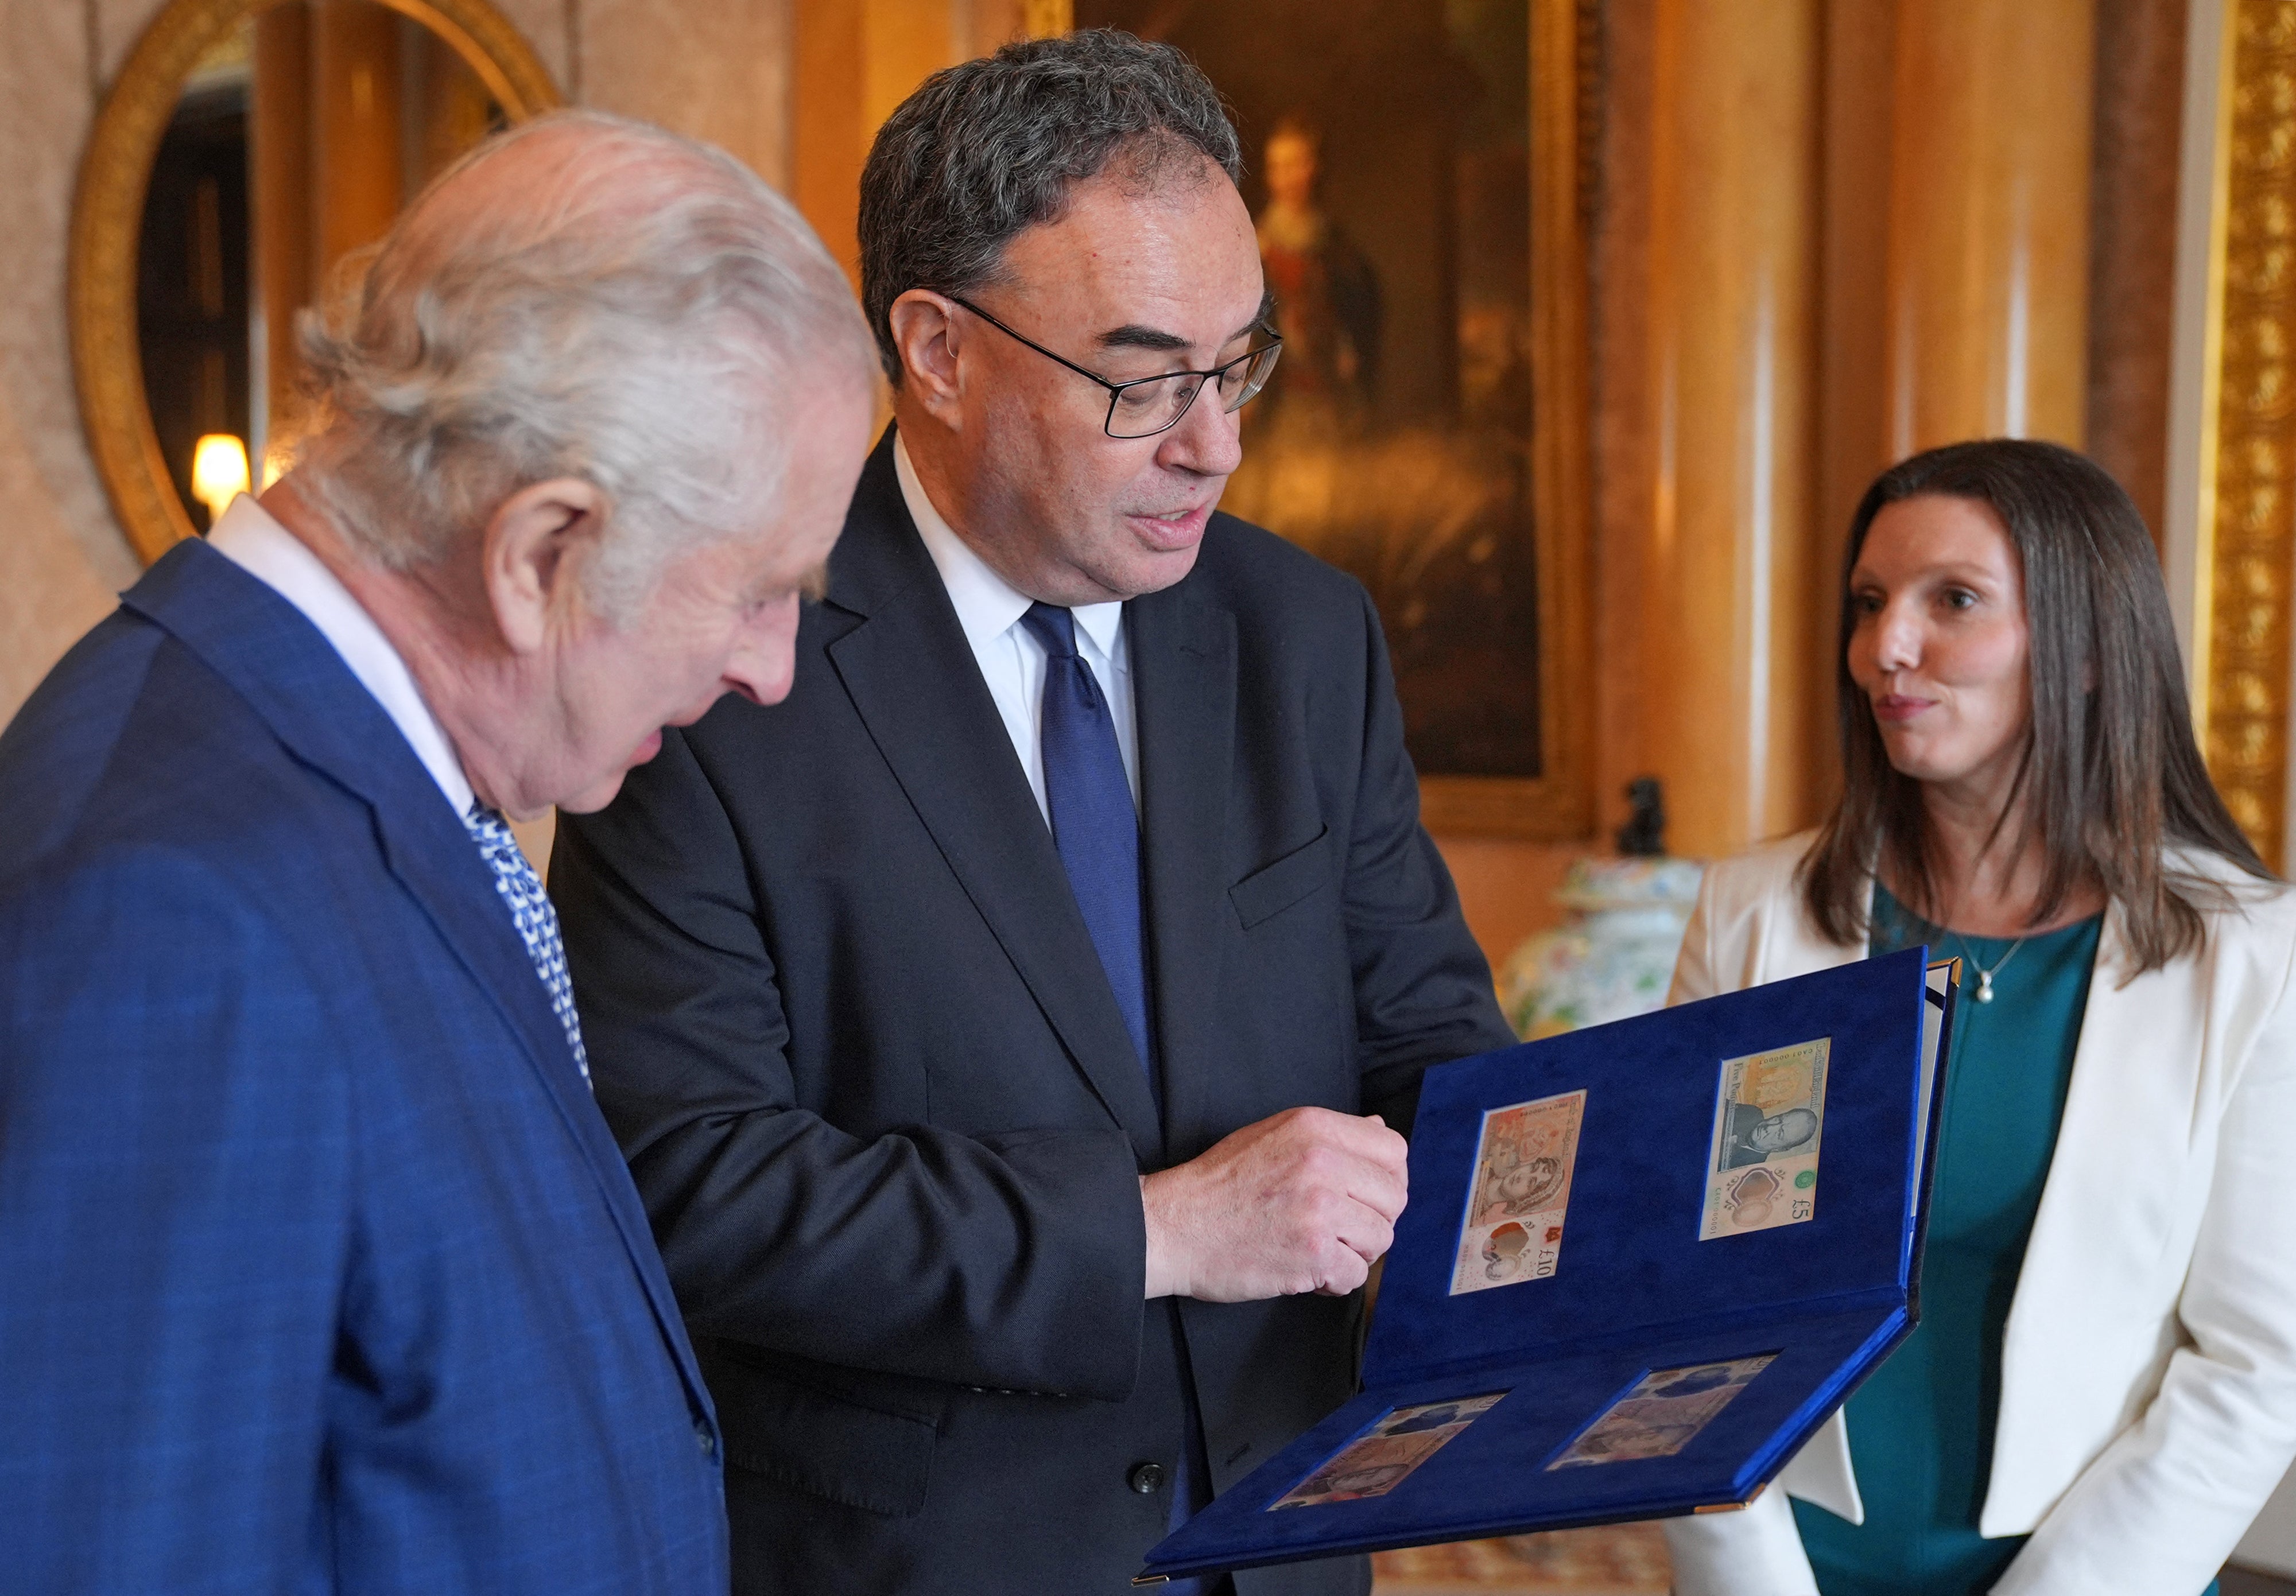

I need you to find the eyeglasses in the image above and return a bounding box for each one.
[945,294,1283,440]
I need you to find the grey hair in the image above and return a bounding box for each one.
[858,29,1242,383]
[294,108,873,619]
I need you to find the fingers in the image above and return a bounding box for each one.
[1309,1197,1393,1295]
[1328,1193,1395,1268]
[1285,1174,1395,1282]
[1256,1108,1407,1191]
[1282,1106,1409,1173]
[1303,1146,1403,1229]
[1270,1109,1407,1225]
[1311,1245,1372,1298]
[1341,1149,1407,1224]
[1145,1104,1415,1303]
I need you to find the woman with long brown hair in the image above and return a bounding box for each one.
[1661,440,2296,1596]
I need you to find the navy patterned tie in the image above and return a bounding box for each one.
[1019,603,1154,1084]
[1020,607,1211,1588]
[466,805,591,1086]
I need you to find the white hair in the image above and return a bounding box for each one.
[293,109,873,619]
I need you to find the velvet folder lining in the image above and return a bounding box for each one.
[1138,947,1953,1582]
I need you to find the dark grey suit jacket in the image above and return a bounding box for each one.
[551,432,1513,1595]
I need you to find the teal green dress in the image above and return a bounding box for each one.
[1787,886,2220,1595]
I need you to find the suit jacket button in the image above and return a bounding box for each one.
[1128,1461,1167,1494]
[696,1422,717,1457]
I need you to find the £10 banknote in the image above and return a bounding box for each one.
[1450,1089,1586,1294]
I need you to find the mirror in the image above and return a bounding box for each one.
[73,0,560,563]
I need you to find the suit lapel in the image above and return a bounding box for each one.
[121,541,709,1402]
[2002,913,2194,1357]
[1757,872,1864,983]
[1756,861,2192,1497]
[824,437,1164,1162]
[1128,574,1236,1164]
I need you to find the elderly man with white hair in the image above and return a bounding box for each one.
[0,110,873,1595]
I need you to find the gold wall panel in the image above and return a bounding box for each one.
[2205,0,2296,868]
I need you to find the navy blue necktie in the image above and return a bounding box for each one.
[1021,603,1215,1592]
[1021,603,1155,1084]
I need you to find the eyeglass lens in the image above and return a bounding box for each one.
[1106,344,1283,439]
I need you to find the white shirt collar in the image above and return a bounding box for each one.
[893,433,1125,665]
[207,494,476,818]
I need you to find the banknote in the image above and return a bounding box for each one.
[1546,1355,1776,1469]
[1449,1089,1587,1295]
[1699,1038,1829,1241]
[1268,1393,1508,1509]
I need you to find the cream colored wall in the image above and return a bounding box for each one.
[576,0,792,189]
[1,0,144,727]
[0,0,794,729]
[1429,836,1578,976]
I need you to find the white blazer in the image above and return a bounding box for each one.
[1659,833,2296,1596]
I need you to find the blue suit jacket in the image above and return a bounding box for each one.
[0,541,727,1594]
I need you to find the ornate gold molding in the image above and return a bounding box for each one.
[2204,0,2296,868]
[70,0,560,566]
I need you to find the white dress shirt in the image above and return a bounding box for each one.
[207,494,475,819]
[893,434,1138,823]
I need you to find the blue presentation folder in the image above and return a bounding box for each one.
[1137,946,1957,1583]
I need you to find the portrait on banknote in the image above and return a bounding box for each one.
[1546,1355,1776,1469]
[1268,1393,1508,1509]
[1700,1039,1829,1240]
[1450,1089,1586,1294]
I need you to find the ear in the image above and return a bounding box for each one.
[887,289,967,421]
[482,477,610,654]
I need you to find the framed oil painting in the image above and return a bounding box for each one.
[1071,0,1592,836]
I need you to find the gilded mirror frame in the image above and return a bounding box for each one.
[71,0,561,567]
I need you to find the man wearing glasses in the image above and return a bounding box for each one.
[551,30,1511,1596]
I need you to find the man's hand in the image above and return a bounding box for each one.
[1141,1107,1409,1302]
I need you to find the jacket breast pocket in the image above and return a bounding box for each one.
[1230,826,1333,930]
[706,1349,936,1517]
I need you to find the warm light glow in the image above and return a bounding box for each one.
[191,433,250,527]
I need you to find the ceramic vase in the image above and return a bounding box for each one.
[1498,856,1705,1040]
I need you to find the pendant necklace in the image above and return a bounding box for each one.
[1957,933,2027,1004]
